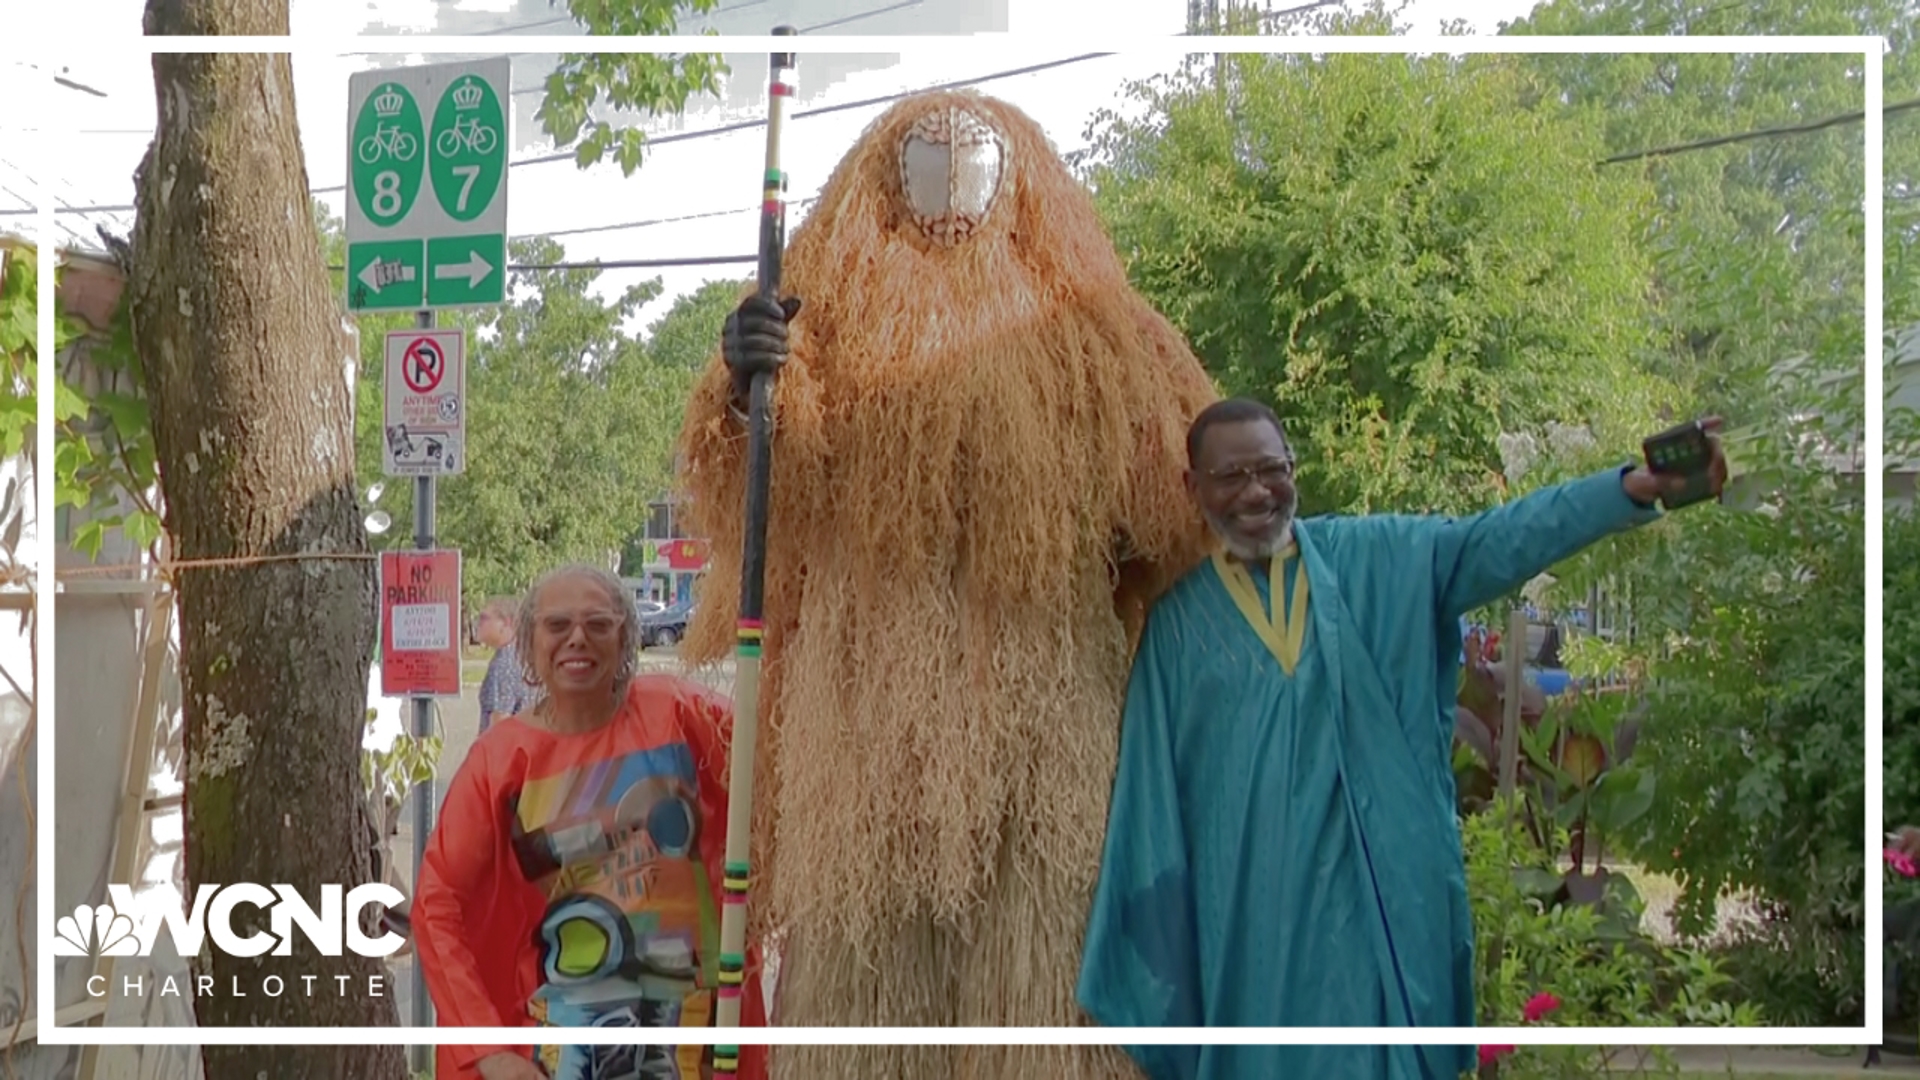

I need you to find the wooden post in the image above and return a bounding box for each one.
[1496,607,1527,817]
[78,583,172,1080]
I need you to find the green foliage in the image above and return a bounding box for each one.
[644,277,747,371]
[60,292,163,560]
[1538,245,1867,1024]
[535,0,727,176]
[360,706,442,814]
[1505,0,1919,408]
[1464,802,1760,1070]
[0,245,35,464]
[0,244,163,560]
[1489,4,1895,1009]
[1083,29,1678,516]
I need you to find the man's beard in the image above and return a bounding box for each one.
[1204,505,1296,562]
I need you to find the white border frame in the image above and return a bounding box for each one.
[34,33,1886,1047]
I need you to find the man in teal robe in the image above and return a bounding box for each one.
[1077,399,1725,1080]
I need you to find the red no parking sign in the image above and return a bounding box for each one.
[380,549,462,698]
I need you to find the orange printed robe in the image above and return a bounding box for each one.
[414,675,768,1080]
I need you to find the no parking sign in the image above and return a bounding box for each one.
[382,328,466,477]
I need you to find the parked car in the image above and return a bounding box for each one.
[622,577,666,618]
[640,601,693,649]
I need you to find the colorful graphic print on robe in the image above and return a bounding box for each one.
[511,742,720,1080]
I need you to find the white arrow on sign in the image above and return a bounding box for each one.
[357,257,418,295]
[434,250,494,288]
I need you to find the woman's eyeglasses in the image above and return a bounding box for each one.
[536,612,623,640]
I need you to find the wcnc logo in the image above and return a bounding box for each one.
[51,883,407,960]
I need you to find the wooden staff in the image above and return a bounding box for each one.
[714,28,796,1074]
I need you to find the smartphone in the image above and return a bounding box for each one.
[1641,420,1717,511]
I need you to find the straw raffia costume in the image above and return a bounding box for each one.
[678,90,1217,1079]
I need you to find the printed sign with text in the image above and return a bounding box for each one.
[379,549,462,698]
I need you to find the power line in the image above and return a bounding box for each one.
[533,195,822,239]
[499,51,1111,167]
[52,51,1115,215]
[1600,97,1920,166]
[797,0,923,33]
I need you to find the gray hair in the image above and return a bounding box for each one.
[515,562,642,698]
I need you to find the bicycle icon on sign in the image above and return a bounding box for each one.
[436,116,498,158]
[357,123,418,165]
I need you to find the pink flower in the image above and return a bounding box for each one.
[1523,992,1562,1023]
[1886,848,1918,878]
[1478,1045,1517,1067]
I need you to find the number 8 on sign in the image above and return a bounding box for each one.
[372,172,404,218]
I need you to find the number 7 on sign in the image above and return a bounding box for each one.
[451,166,480,213]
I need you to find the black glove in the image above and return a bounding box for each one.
[722,294,803,402]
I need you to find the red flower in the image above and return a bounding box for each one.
[1478,1045,1517,1067]
[1523,992,1562,1023]
[1887,848,1918,879]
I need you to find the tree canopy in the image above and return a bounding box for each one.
[1083,38,1679,516]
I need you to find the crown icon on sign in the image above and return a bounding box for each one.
[374,86,404,118]
[452,78,483,111]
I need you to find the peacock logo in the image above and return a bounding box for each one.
[52,903,141,958]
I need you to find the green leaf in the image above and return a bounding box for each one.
[71,519,107,560]
[94,392,151,436]
[1588,766,1657,835]
[53,379,90,423]
[122,510,163,549]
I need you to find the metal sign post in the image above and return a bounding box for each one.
[410,309,435,1058]
[350,57,509,1061]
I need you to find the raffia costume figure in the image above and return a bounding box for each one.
[678,90,1217,1079]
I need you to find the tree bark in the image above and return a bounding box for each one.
[130,4,408,1077]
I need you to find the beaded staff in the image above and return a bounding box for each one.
[713,29,796,1075]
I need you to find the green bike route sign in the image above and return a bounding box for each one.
[345,57,510,313]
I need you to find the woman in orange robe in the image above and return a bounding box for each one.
[413,563,767,1080]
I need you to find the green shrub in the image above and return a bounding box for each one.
[1463,800,1757,1078]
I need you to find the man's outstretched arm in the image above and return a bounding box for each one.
[1433,420,1728,617]
[1430,464,1663,619]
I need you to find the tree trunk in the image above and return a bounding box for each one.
[130,4,408,1077]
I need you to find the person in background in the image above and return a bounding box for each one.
[475,596,533,734]
[413,563,766,1080]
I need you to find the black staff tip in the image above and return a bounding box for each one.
[773,24,797,35]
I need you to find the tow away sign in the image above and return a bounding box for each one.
[382,329,465,477]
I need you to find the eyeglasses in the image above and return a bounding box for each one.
[535,611,624,640]
[1204,457,1295,491]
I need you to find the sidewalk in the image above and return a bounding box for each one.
[1666,1045,1920,1076]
